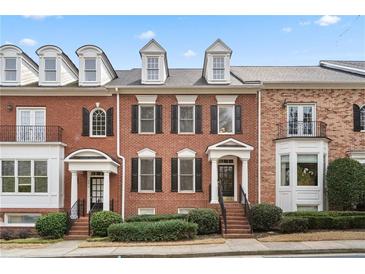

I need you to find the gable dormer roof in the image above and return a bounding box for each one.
[202,39,232,77]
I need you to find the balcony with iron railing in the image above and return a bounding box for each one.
[276,121,328,140]
[0,125,63,143]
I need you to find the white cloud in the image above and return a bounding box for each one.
[23,15,49,20]
[137,30,156,40]
[282,27,293,33]
[299,21,311,26]
[183,49,197,58]
[19,38,38,46]
[315,15,341,26]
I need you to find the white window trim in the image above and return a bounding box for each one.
[212,55,227,82]
[89,107,107,137]
[146,56,160,82]
[0,159,49,195]
[218,104,235,135]
[178,105,195,134]
[2,213,41,227]
[16,107,46,126]
[3,56,19,83]
[83,57,98,83]
[138,208,156,215]
[43,57,58,83]
[138,157,156,193]
[138,104,156,134]
[178,157,195,193]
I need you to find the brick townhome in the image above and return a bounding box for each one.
[0,40,364,238]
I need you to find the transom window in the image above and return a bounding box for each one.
[218,105,234,134]
[44,57,57,81]
[179,158,195,192]
[179,105,195,133]
[213,56,225,80]
[139,158,155,192]
[4,57,17,81]
[1,160,48,193]
[147,57,159,80]
[297,154,318,186]
[360,106,365,131]
[139,105,155,133]
[91,108,106,136]
[84,58,97,82]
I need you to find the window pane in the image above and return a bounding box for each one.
[35,177,47,193]
[2,161,14,176]
[180,159,193,175]
[213,57,224,69]
[147,69,159,80]
[35,111,45,126]
[5,58,16,70]
[141,175,154,191]
[297,154,318,186]
[7,215,39,224]
[140,106,154,119]
[85,59,96,70]
[2,177,15,192]
[92,109,106,136]
[141,120,154,132]
[180,120,194,132]
[18,177,31,192]
[147,57,159,69]
[280,155,290,186]
[18,161,31,176]
[85,71,96,81]
[141,159,154,174]
[34,161,47,176]
[5,71,16,81]
[45,71,56,81]
[45,58,56,70]
[218,106,233,133]
[180,106,193,119]
[213,69,225,80]
[180,176,194,191]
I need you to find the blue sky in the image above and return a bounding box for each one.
[0,15,364,69]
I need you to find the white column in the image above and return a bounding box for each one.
[210,159,218,204]
[103,172,110,211]
[241,159,249,199]
[70,171,78,208]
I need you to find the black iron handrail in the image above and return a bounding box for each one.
[66,199,79,233]
[88,202,103,236]
[218,182,227,233]
[0,125,63,142]
[276,121,327,139]
[240,185,253,234]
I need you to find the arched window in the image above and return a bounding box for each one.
[90,108,106,136]
[360,106,365,131]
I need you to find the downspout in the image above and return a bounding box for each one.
[258,89,262,204]
[116,89,126,220]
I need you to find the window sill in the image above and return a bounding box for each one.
[178,191,196,194]
[218,132,235,135]
[138,191,156,193]
[138,132,156,135]
[89,135,107,138]
[0,192,50,196]
[0,223,36,227]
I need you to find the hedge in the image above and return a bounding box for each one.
[90,211,122,237]
[108,220,198,242]
[187,209,219,235]
[125,214,187,223]
[35,212,68,239]
[250,203,283,231]
[279,217,309,233]
[284,211,365,217]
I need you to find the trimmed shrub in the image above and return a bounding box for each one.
[0,231,15,241]
[250,203,283,231]
[187,209,219,235]
[17,229,31,239]
[284,211,365,217]
[35,213,67,239]
[307,216,333,230]
[108,220,198,242]
[327,158,365,210]
[279,217,309,233]
[126,214,187,223]
[351,216,365,229]
[90,211,122,237]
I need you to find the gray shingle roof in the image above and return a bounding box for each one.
[320,60,365,71]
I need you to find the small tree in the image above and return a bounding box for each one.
[327,158,365,210]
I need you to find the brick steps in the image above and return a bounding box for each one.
[221,202,252,239]
[65,216,89,240]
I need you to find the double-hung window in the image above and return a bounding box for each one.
[179,105,195,133]
[147,57,159,81]
[213,56,225,80]
[139,105,155,133]
[44,57,57,82]
[360,106,365,131]
[1,161,15,192]
[90,108,106,136]
[4,57,17,82]
[178,158,195,192]
[18,161,31,192]
[218,105,234,134]
[84,58,97,82]
[34,161,48,193]
[139,158,155,192]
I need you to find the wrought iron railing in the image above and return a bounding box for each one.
[0,125,63,142]
[66,199,85,233]
[88,202,103,236]
[240,185,253,234]
[218,182,227,234]
[276,121,327,139]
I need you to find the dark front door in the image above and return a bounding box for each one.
[218,165,234,197]
[90,176,104,209]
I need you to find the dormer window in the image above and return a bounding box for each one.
[44,57,56,82]
[147,57,159,81]
[213,56,225,80]
[84,58,97,82]
[4,57,17,82]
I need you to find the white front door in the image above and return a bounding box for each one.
[16,108,46,142]
[287,105,315,136]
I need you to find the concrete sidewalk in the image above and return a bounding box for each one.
[1,239,365,258]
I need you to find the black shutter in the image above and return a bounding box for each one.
[210,105,218,134]
[155,105,163,133]
[82,107,90,136]
[353,104,361,132]
[106,107,114,136]
[155,158,162,192]
[171,158,178,192]
[131,105,139,133]
[235,105,242,134]
[195,105,202,134]
[195,158,202,192]
[131,158,138,192]
[171,105,178,133]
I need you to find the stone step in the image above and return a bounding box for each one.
[223,233,253,239]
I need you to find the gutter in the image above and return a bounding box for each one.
[257,89,261,204]
[116,89,126,220]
